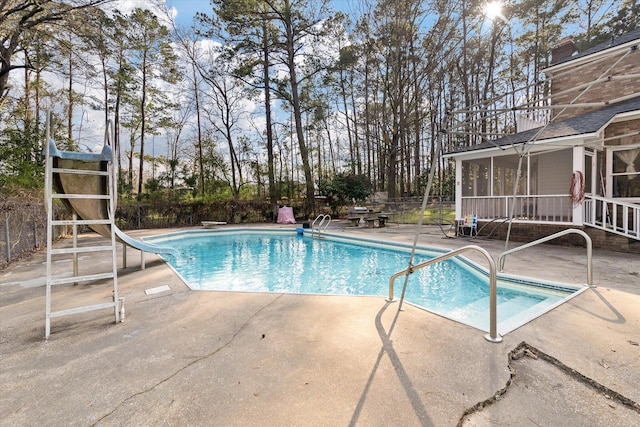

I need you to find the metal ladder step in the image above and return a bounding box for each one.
[52,167,110,176]
[51,245,115,255]
[48,301,118,319]
[50,272,115,286]
[52,194,111,200]
[51,219,112,226]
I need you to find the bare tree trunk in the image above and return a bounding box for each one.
[192,60,205,196]
[262,19,277,219]
[339,68,355,174]
[283,0,314,218]
[349,73,361,175]
[67,62,73,141]
[128,134,135,189]
[138,53,147,196]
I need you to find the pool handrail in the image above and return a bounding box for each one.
[387,245,502,343]
[497,228,594,287]
[311,214,331,237]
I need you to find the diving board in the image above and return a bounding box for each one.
[202,221,227,229]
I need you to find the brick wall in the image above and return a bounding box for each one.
[550,48,640,120]
[584,227,640,253]
[604,119,640,146]
[478,221,640,254]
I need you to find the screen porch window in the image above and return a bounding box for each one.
[461,158,490,196]
[461,155,531,198]
[492,154,529,196]
[460,150,572,222]
[613,147,640,198]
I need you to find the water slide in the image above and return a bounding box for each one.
[48,139,179,259]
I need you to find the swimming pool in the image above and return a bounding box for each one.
[146,229,585,335]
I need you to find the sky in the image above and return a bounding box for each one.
[47,0,215,152]
[165,0,213,27]
[165,0,355,27]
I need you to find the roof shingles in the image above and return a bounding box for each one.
[447,95,640,154]
[555,27,640,65]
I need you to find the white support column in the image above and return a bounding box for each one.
[73,213,78,285]
[122,242,127,269]
[572,146,585,225]
[455,158,463,218]
[489,157,494,197]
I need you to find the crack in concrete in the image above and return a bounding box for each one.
[91,294,284,426]
[456,341,640,426]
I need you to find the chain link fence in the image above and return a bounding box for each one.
[1,197,455,270]
[115,199,280,230]
[0,198,50,269]
[0,198,280,269]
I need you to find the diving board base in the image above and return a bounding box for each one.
[202,221,228,229]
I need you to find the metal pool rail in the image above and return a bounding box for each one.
[498,229,594,287]
[387,245,502,343]
[311,214,331,237]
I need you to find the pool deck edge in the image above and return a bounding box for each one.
[1,224,638,426]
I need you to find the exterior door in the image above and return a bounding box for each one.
[584,150,602,197]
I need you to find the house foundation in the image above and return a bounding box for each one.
[477,221,640,254]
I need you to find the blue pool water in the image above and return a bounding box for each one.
[148,229,582,334]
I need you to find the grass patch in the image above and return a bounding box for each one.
[395,206,456,224]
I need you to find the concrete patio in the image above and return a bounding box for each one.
[1,224,639,426]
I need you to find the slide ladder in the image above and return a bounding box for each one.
[44,115,122,339]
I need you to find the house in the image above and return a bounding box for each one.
[444,28,640,252]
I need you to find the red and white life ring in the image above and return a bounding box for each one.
[569,170,585,207]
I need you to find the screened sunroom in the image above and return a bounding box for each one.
[453,147,578,224]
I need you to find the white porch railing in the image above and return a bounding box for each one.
[460,195,572,223]
[583,195,640,240]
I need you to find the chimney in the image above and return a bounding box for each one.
[551,36,579,65]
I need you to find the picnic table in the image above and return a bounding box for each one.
[364,217,377,228]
